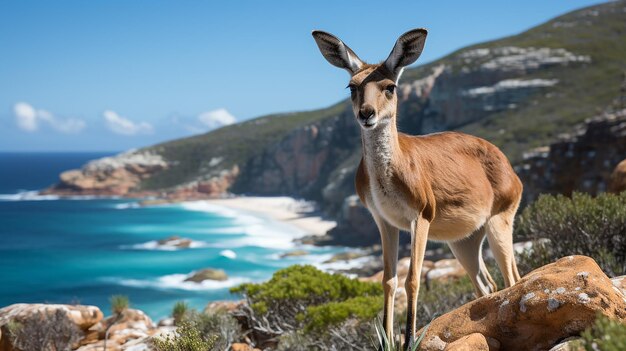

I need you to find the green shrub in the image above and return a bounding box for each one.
[172,301,189,326]
[516,192,626,276]
[305,295,382,332]
[231,265,382,328]
[185,310,241,351]
[579,314,626,351]
[151,320,218,351]
[110,295,130,316]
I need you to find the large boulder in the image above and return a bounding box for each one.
[417,256,626,351]
[0,304,103,351]
[0,303,103,331]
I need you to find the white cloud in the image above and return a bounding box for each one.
[14,102,38,132]
[13,102,86,133]
[197,108,236,130]
[103,110,154,135]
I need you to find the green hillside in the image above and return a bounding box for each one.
[139,0,625,192]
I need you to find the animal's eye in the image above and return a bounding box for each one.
[347,84,357,94]
[385,85,396,94]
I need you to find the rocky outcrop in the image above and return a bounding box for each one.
[77,308,174,351]
[518,109,626,204]
[416,256,626,351]
[156,235,193,249]
[44,150,168,196]
[184,268,228,283]
[164,165,239,201]
[0,303,103,331]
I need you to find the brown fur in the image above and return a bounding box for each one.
[313,29,522,349]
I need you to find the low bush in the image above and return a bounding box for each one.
[231,265,382,331]
[110,294,130,315]
[579,314,626,351]
[186,309,241,351]
[152,320,218,351]
[305,295,382,332]
[172,301,189,326]
[7,309,83,351]
[516,192,626,276]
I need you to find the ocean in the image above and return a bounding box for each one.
[0,152,348,320]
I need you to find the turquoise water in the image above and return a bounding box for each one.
[0,153,345,320]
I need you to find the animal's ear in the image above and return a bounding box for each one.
[384,28,428,79]
[312,30,364,75]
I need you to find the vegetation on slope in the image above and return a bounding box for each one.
[142,101,348,190]
[136,1,626,193]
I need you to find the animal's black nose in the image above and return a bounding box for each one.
[358,106,375,121]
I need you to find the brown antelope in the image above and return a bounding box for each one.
[312,29,523,349]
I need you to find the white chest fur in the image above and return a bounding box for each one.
[362,125,413,231]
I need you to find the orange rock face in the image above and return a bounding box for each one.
[444,333,492,351]
[417,256,626,351]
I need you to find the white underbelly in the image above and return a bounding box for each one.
[369,186,489,241]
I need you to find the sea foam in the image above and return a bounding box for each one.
[109,274,249,291]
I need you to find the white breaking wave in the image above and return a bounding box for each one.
[0,190,118,201]
[179,201,263,226]
[120,240,209,251]
[219,250,237,259]
[178,201,306,250]
[108,274,249,291]
[114,202,141,209]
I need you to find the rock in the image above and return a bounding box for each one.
[156,235,193,248]
[608,159,626,193]
[231,342,261,351]
[518,109,626,204]
[444,333,491,351]
[184,268,228,283]
[157,317,174,327]
[426,259,467,282]
[323,251,366,263]
[43,150,168,196]
[79,309,157,349]
[205,300,244,314]
[0,303,103,331]
[548,337,585,351]
[280,250,309,258]
[416,256,626,351]
[612,275,626,296]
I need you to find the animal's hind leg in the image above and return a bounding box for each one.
[486,208,521,288]
[448,227,497,297]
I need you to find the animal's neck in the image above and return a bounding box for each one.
[361,119,401,179]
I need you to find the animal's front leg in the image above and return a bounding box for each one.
[404,215,430,350]
[373,214,399,346]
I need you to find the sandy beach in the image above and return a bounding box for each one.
[203,196,337,237]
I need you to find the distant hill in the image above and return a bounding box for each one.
[49,0,626,221]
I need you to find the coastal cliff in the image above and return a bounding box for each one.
[45,1,626,243]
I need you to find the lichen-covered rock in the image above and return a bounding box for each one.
[417,256,626,351]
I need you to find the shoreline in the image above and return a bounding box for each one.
[200,196,337,237]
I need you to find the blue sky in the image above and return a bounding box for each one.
[0,0,603,152]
